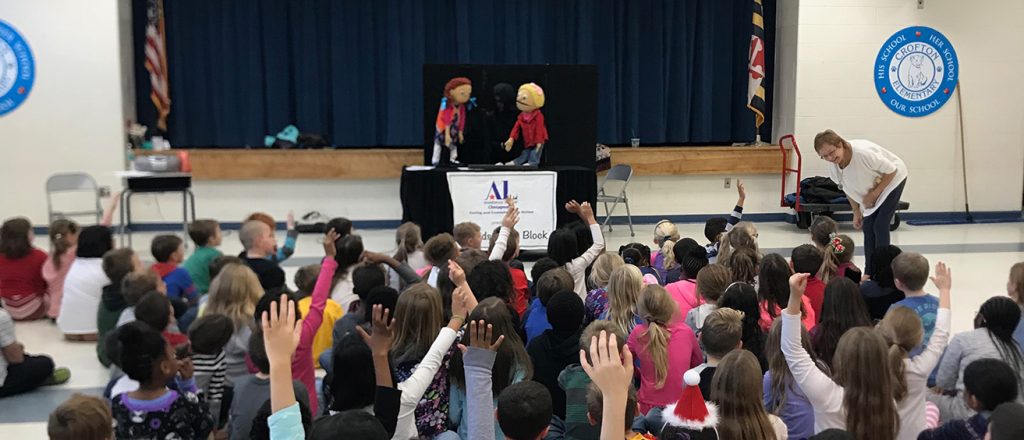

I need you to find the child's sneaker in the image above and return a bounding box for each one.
[44,367,71,386]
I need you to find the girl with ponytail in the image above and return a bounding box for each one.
[651,220,682,283]
[42,219,79,319]
[716,221,760,267]
[392,222,425,270]
[627,284,702,413]
[817,233,860,284]
[878,261,951,440]
[930,295,1024,421]
[811,215,835,282]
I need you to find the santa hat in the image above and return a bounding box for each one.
[662,369,719,430]
[518,83,546,108]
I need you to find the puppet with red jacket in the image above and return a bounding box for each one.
[432,77,473,166]
[502,82,548,166]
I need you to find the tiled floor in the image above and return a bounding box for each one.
[2,220,1023,436]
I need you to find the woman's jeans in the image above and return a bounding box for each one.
[863,178,906,275]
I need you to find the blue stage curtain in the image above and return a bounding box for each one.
[134,0,775,147]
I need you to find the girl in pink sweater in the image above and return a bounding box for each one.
[258,229,340,414]
[627,285,703,413]
[664,238,708,318]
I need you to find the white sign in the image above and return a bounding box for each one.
[447,171,557,251]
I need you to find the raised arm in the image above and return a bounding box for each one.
[363,250,420,287]
[580,331,634,440]
[300,230,340,342]
[274,212,298,262]
[489,200,519,261]
[565,201,605,272]
[782,274,842,408]
[100,191,122,227]
[464,321,506,440]
[724,180,745,232]
[355,304,402,437]
[909,263,952,373]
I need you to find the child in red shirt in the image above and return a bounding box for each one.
[0,218,49,320]
[791,244,826,318]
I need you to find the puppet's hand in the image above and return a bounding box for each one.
[503,138,514,151]
[445,131,452,148]
[458,132,464,144]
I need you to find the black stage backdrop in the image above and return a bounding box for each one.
[134,0,775,148]
[422,64,597,168]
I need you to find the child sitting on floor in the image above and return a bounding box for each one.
[246,211,299,262]
[96,248,142,366]
[188,313,234,430]
[47,394,113,440]
[183,219,223,295]
[108,321,214,439]
[0,306,70,397]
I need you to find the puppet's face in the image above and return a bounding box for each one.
[451,84,472,105]
[516,90,537,112]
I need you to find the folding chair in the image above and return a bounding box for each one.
[46,172,102,224]
[597,164,634,236]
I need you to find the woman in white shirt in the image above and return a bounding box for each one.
[813,130,908,276]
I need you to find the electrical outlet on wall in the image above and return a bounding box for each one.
[723,178,731,189]
[98,186,111,197]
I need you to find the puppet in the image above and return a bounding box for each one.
[432,77,473,166]
[503,82,548,166]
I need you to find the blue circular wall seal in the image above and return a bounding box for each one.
[874,26,958,117]
[0,20,34,117]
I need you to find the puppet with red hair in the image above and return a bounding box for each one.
[432,77,473,166]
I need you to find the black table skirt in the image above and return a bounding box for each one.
[400,165,598,241]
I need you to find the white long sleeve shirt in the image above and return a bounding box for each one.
[392,327,458,440]
[898,308,950,440]
[566,224,605,299]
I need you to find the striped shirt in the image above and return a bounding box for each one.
[192,350,227,401]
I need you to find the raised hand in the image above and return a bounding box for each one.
[579,330,633,396]
[362,250,389,265]
[458,320,505,354]
[355,304,395,357]
[787,273,810,314]
[261,295,302,369]
[323,228,339,257]
[577,201,596,224]
[565,200,581,214]
[502,199,520,229]
[737,179,746,202]
[286,211,296,230]
[448,259,467,286]
[930,262,952,292]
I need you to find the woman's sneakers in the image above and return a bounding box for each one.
[44,367,71,386]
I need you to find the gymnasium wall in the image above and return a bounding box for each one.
[792,0,1024,213]
[0,0,1019,229]
[0,0,126,223]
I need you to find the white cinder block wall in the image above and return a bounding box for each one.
[1,0,1020,227]
[792,0,1024,213]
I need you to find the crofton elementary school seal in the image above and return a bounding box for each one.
[874,26,958,117]
[0,19,34,117]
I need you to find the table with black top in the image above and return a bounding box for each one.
[400,165,597,241]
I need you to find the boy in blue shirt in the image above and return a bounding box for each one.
[889,252,938,356]
[151,235,198,330]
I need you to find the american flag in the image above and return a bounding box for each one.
[145,0,170,131]
[747,0,767,131]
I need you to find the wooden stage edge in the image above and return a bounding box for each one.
[138,145,789,180]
